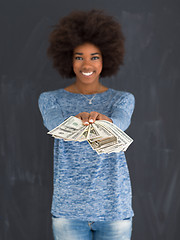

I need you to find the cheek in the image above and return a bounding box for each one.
[98,61,103,72]
[72,62,79,73]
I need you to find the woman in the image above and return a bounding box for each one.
[38,9,135,240]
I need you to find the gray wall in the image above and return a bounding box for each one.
[1,0,180,239]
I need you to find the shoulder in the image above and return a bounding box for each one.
[109,88,135,102]
[38,88,65,111]
[38,88,67,104]
[39,88,64,100]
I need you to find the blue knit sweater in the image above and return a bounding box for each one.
[38,88,135,221]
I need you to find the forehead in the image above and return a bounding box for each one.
[73,42,101,54]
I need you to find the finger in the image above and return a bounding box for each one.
[96,113,104,120]
[96,114,112,122]
[75,114,82,119]
[80,112,90,125]
[89,111,99,123]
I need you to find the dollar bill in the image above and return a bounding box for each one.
[47,116,86,140]
[47,116,133,154]
[96,120,133,145]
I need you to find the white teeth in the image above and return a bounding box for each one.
[81,72,93,76]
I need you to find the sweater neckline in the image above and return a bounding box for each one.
[62,88,112,96]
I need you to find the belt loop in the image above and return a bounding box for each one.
[88,221,94,227]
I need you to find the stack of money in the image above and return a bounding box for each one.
[47,116,133,154]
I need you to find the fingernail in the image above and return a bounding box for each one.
[84,122,89,125]
[89,119,94,123]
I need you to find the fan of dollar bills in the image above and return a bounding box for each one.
[47,116,133,154]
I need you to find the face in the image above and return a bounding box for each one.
[72,42,103,85]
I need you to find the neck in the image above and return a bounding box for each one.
[74,81,102,95]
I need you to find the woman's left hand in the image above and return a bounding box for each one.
[75,111,112,126]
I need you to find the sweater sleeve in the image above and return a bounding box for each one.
[38,92,65,131]
[110,92,135,131]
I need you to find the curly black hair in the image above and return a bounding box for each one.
[47,9,125,78]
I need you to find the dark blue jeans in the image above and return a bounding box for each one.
[52,216,132,240]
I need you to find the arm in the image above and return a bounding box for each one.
[110,92,135,131]
[38,92,65,131]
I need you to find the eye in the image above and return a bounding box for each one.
[91,56,100,60]
[75,56,83,60]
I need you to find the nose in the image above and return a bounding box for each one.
[81,59,92,71]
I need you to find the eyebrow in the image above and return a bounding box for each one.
[74,52,100,55]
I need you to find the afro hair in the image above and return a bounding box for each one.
[47,9,125,78]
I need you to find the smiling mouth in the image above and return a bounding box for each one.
[81,71,94,76]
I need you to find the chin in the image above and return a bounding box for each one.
[77,76,99,85]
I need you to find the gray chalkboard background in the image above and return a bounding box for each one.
[1,0,180,239]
